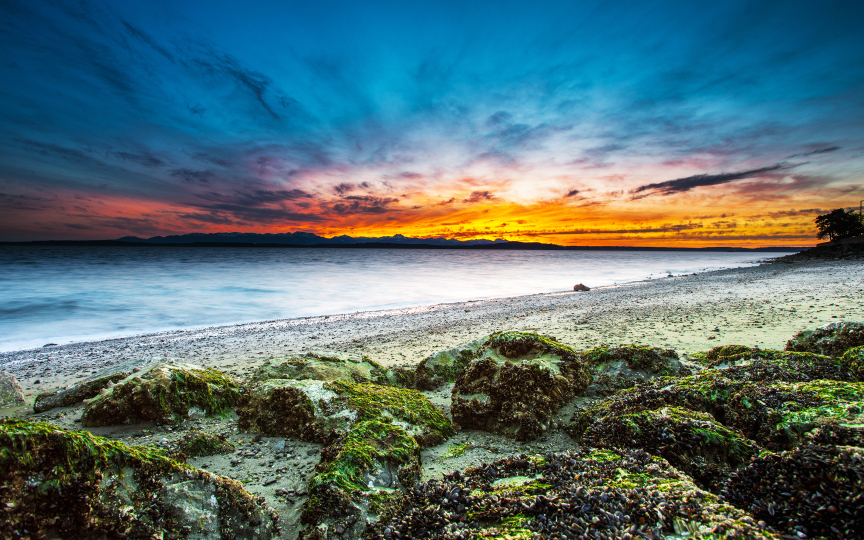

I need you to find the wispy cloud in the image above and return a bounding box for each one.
[631,164,794,198]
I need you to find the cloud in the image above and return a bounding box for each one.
[331,196,399,215]
[117,151,164,168]
[786,146,841,158]
[171,168,215,184]
[437,197,456,206]
[631,164,793,198]
[333,183,354,196]
[463,191,496,203]
[564,189,580,198]
[193,153,231,168]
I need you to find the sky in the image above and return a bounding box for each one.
[1,0,863,246]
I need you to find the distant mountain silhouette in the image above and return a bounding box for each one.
[116,232,508,247]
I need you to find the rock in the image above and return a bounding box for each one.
[81,363,241,426]
[576,405,761,491]
[300,420,419,540]
[0,419,278,539]
[785,321,864,357]
[414,339,484,391]
[719,445,864,539]
[178,430,236,457]
[374,447,774,540]
[842,345,864,380]
[580,344,688,396]
[573,283,590,291]
[246,352,396,386]
[34,372,129,413]
[0,371,25,408]
[271,439,286,452]
[451,332,590,441]
[237,379,452,446]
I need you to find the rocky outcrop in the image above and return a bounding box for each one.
[237,379,452,446]
[81,363,241,426]
[414,339,483,391]
[580,344,689,396]
[843,345,864,380]
[0,371,25,408]
[178,430,235,458]
[785,321,864,357]
[451,332,590,440]
[245,353,399,386]
[300,420,419,540]
[34,372,128,413]
[0,419,277,539]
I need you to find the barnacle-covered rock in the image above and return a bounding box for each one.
[0,419,277,539]
[245,353,398,386]
[237,379,452,446]
[371,448,776,540]
[414,339,483,391]
[34,372,129,413]
[177,430,235,458]
[842,345,864,380]
[577,406,761,491]
[81,363,241,426]
[580,344,689,396]
[451,332,590,441]
[785,321,864,357]
[719,445,864,539]
[300,420,419,540]
[692,344,858,381]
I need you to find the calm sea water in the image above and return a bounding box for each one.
[0,246,785,352]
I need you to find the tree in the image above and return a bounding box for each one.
[815,208,864,241]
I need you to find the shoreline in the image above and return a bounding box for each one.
[2,258,862,400]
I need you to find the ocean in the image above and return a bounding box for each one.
[0,246,787,352]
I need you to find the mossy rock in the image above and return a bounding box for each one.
[842,345,864,380]
[580,344,689,396]
[719,445,864,539]
[375,447,775,539]
[178,430,235,458]
[0,419,277,539]
[577,406,761,491]
[712,350,857,383]
[414,339,484,391]
[34,372,129,413]
[245,353,398,386]
[237,379,452,446]
[451,332,590,441]
[785,321,864,357]
[81,363,241,426]
[300,420,419,540]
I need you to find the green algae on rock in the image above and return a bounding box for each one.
[178,430,236,458]
[414,339,484,391]
[719,444,864,539]
[370,448,776,540]
[34,372,129,413]
[237,379,452,446]
[842,345,864,380]
[81,363,241,426]
[245,352,399,386]
[0,418,277,539]
[451,331,590,441]
[580,344,689,396]
[576,406,761,491]
[785,321,864,357]
[300,420,420,540]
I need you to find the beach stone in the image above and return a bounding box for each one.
[451,332,590,440]
[573,283,590,291]
[719,445,864,539]
[576,405,762,491]
[237,379,452,446]
[0,419,278,539]
[81,363,241,426]
[580,344,688,396]
[414,339,483,390]
[245,352,397,386]
[0,371,25,408]
[785,321,864,357]
[375,447,774,540]
[34,371,129,413]
[300,420,419,540]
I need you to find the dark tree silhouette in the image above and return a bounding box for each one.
[815,208,864,241]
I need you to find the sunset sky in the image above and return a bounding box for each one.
[1,0,862,246]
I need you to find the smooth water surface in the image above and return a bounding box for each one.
[0,246,782,352]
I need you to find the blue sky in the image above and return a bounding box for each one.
[1,0,862,245]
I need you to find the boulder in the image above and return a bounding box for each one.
[785,321,864,357]
[842,345,864,380]
[719,445,863,539]
[0,371,25,408]
[178,430,235,458]
[451,332,590,440]
[414,339,483,391]
[246,353,398,386]
[34,372,128,413]
[375,448,774,540]
[0,419,277,539]
[81,363,241,426]
[573,283,590,291]
[575,405,761,491]
[300,420,419,540]
[580,344,689,396]
[237,379,452,446]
